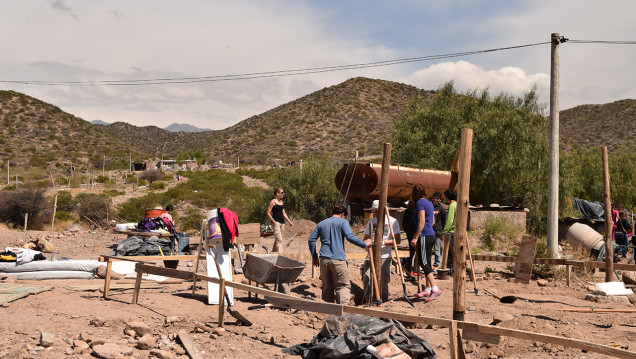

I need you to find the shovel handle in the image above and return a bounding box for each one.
[367,245,381,303]
[384,207,406,285]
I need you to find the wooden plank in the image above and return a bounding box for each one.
[218,278,225,327]
[343,305,450,328]
[228,251,410,261]
[464,322,636,358]
[461,322,501,344]
[265,295,344,316]
[65,283,165,291]
[178,330,205,359]
[515,235,538,284]
[100,254,201,262]
[468,254,636,271]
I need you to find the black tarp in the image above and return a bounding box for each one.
[572,198,605,221]
[110,235,173,256]
[283,313,436,359]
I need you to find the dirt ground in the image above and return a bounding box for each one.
[0,221,635,359]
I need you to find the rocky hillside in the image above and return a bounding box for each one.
[560,99,636,151]
[1,78,634,171]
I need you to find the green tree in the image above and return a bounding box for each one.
[390,82,549,233]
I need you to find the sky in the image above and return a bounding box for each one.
[1,1,635,130]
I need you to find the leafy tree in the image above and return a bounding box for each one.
[138,170,164,184]
[390,82,549,233]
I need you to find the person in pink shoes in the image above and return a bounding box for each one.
[410,183,442,302]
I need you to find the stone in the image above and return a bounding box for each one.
[91,338,114,346]
[40,332,55,347]
[585,294,630,304]
[149,349,176,359]
[137,334,156,350]
[628,294,636,304]
[537,279,549,287]
[73,340,90,351]
[164,316,183,324]
[211,327,226,336]
[90,317,106,327]
[65,223,84,232]
[91,343,133,359]
[65,348,75,355]
[125,321,151,337]
[492,312,514,324]
[623,272,636,286]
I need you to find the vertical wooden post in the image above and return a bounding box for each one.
[24,213,28,232]
[566,264,571,287]
[218,278,226,327]
[103,259,113,298]
[102,154,105,177]
[373,143,392,293]
[449,320,459,359]
[51,194,58,231]
[132,269,143,304]
[602,146,613,282]
[547,32,561,258]
[453,129,473,321]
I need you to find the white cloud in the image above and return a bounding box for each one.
[404,60,549,101]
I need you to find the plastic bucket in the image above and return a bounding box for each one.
[145,209,166,218]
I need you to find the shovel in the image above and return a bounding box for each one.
[367,246,382,306]
[385,207,414,307]
[210,248,253,326]
[483,288,517,304]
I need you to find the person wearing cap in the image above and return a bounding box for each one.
[361,200,401,302]
[308,204,372,304]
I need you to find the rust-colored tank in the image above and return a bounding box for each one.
[335,162,455,203]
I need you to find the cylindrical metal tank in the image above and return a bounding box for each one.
[335,163,454,203]
[565,222,604,253]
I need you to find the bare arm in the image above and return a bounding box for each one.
[411,209,426,247]
[266,200,276,223]
[282,208,294,227]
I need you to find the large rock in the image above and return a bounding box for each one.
[137,334,156,350]
[91,343,133,359]
[65,223,84,232]
[126,321,151,337]
[149,349,176,359]
[39,332,55,347]
[492,312,514,324]
[623,272,636,286]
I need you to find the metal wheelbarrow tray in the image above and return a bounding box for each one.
[243,253,306,295]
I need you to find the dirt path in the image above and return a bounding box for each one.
[0,225,634,358]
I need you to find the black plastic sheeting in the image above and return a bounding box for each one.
[283,313,436,359]
[110,235,173,256]
[572,198,605,221]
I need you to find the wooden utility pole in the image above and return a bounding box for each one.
[602,147,613,281]
[452,129,473,321]
[373,143,392,293]
[547,32,561,258]
[102,154,105,177]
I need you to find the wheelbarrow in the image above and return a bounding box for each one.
[243,253,305,299]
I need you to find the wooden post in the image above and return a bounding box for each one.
[24,213,28,232]
[566,264,571,287]
[602,146,613,282]
[373,143,391,290]
[104,259,113,298]
[102,154,105,177]
[449,320,459,359]
[51,194,58,231]
[218,278,226,327]
[49,172,55,189]
[132,270,143,304]
[453,129,473,321]
[547,32,561,258]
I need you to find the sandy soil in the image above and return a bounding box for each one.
[0,221,635,359]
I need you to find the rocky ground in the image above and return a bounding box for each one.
[0,220,635,359]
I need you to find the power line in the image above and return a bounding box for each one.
[568,39,636,45]
[0,41,549,87]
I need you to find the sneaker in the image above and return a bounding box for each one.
[414,289,431,298]
[433,266,439,271]
[425,289,442,302]
[410,271,419,277]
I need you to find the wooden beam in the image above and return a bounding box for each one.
[265,295,343,316]
[515,235,538,284]
[602,146,613,282]
[178,329,205,359]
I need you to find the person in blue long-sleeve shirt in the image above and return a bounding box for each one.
[308,204,372,304]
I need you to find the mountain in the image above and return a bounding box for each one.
[91,120,110,126]
[560,99,636,152]
[1,78,635,171]
[164,123,212,133]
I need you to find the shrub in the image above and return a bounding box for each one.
[138,170,164,184]
[481,215,522,252]
[102,189,125,197]
[148,181,166,191]
[55,210,75,222]
[180,208,205,231]
[0,187,51,229]
[76,193,111,227]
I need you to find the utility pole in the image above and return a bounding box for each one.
[547,33,561,258]
[602,147,613,282]
[102,154,105,177]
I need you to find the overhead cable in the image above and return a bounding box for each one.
[0,42,549,86]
